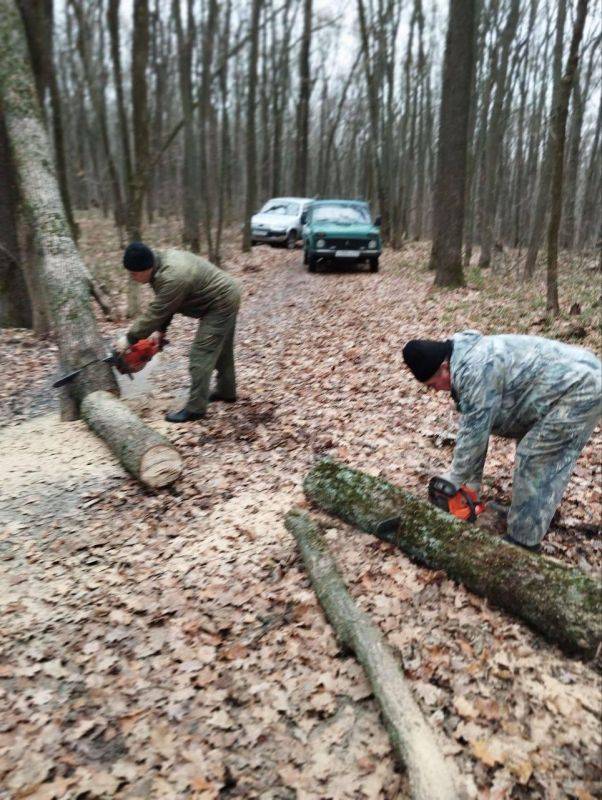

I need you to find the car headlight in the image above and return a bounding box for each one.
[368,239,377,249]
[316,238,325,248]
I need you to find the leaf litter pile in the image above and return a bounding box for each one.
[0,216,601,799]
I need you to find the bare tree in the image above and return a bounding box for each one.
[293,0,312,196]
[429,0,477,287]
[545,0,589,315]
[242,0,263,252]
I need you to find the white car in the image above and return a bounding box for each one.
[251,197,313,249]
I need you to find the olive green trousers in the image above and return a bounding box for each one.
[184,298,240,414]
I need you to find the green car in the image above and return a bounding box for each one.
[301,200,382,273]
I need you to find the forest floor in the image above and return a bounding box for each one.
[0,214,601,800]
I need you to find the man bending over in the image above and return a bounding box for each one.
[116,242,241,423]
[402,331,601,551]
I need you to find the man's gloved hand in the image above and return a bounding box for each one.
[113,334,130,354]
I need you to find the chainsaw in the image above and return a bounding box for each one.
[52,335,166,388]
[376,476,487,537]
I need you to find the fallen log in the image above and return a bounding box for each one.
[81,391,182,488]
[285,509,458,800]
[304,460,602,661]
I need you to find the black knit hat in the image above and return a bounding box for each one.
[402,339,453,382]
[123,242,154,272]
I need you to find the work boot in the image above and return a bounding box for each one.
[503,535,541,554]
[208,393,237,403]
[165,408,205,424]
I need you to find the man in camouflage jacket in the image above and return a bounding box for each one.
[402,331,601,550]
[116,242,241,423]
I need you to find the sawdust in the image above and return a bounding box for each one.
[0,413,125,531]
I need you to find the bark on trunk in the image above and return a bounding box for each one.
[0,0,118,407]
[241,0,262,252]
[81,391,182,488]
[429,0,477,286]
[285,508,459,800]
[0,106,31,328]
[303,460,602,662]
[545,0,589,315]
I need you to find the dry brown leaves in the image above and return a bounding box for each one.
[0,214,600,798]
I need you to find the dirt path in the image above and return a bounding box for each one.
[0,243,600,799]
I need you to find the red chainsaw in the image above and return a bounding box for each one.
[52,335,166,388]
[376,476,487,536]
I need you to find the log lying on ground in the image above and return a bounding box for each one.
[81,391,182,488]
[285,509,459,800]
[304,460,602,661]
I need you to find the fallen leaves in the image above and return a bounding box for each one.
[0,226,600,798]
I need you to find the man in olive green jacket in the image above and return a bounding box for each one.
[116,242,241,423]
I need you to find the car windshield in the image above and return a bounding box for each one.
[311,205,369,224]
[260,201,299,216]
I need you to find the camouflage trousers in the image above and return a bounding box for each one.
[184,292,241,414]
[508,370,602,546]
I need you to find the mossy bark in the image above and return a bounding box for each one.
[80,391,183,488]
[285,508,459,800]
[0,0,117,404]
[304,460,602,662]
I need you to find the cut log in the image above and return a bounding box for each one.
[80,391,182,488]
[285,508,459,800]
[304,460,602,661]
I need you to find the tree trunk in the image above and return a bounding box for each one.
[545,0,589,315]
[429,0,476,287]
[198,0,219,261]
[293,0,312,196]
[81,391,182,488]
[0,0,118,409]
[303,461,602,661]
[241,0,262,252]
[285,508,459,800]
[69,0,126,231]
[125,0,150,318]
[523,0,567,278]
[477,0,519,269]
[0,106,31,328]
[173,0,200,252]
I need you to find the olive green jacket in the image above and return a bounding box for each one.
[127,249,240,343]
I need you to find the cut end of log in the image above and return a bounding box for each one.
[80,391,183,489]
[140,444,183,488]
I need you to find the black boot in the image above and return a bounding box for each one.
[165,408,205,423]
[208,393,237,403]
[503,535,541,553]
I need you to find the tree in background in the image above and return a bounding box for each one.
[545,0,589,314]
[429,0,477,287]
[242,0,262,252]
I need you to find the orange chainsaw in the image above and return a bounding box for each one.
[52,335,165,388]
[376,476,486,536]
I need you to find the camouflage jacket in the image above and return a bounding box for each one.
[127,249,240,343]
[448,331,601,489]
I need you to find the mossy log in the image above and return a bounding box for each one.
[285,509,459,800]
[81,391,182,488]
[0,0,117,408]
[304,460,602,661]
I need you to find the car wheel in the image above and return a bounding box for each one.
[286,230,297,250]
[308,254,318,273]
[369,257,379,273]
